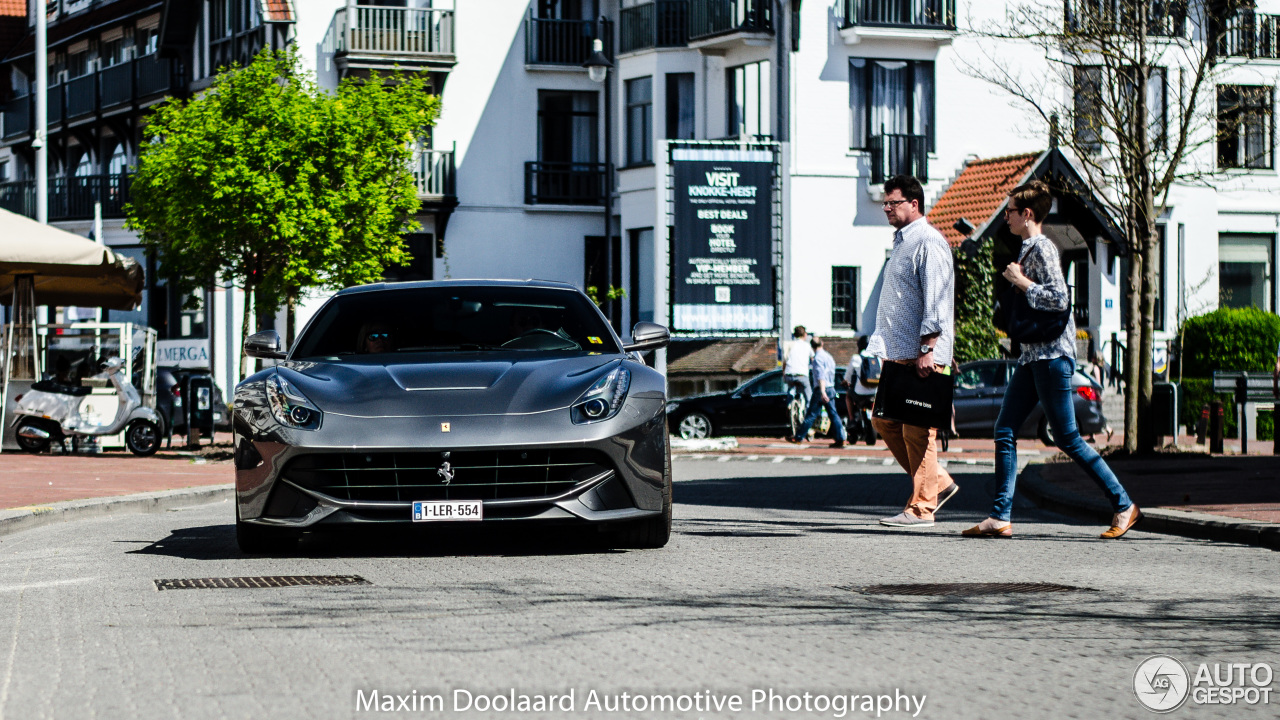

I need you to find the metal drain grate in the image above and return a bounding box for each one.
[154,575,370,591]
[850,582,1091,596]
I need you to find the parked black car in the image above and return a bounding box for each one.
[666,368,851,439]
[156,368,230,438]
[954,359,1106,446]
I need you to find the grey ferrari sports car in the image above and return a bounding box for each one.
[232,279,672,553]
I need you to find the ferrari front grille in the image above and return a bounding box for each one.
[282,448,613,503]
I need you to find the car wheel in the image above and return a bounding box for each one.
[677,412,713,440]
[614,442,672,549]
[15,418,52,454]
[125,420,160,457]
[1038,417,1056,447]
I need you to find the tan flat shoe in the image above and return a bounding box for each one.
[1100,505,1142,539]
[961,521,1012,538]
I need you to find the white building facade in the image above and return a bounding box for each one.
[3,0,1279,395]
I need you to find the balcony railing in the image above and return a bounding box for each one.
[688,0,771,41]
[414,148,456,198]
[1065,1,1187,37]
[66,73,97,121]
[869,133,927,184]
[524,162,608,205]
[137,55,174,96]
[620,1,689,53]
[48,83,63,125]
[0,173,132,221]
[838,0,955,29]
[326,5,455,57]
[100,61,134,110]
[526,15,612,66]
[3,95,31,139]
[1219,11,1280,60]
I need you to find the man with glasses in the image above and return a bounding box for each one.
[868,175,960,529]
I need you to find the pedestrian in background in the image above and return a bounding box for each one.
[790,336,846,447]
[783,325,813,404]
[843,335,879,443]
[964,180,1139,539]
[867,175,960,529]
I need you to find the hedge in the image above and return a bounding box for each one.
[1180,307,1280,377]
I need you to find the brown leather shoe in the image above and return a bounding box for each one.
[1100,505,1142,539]
[961,520,1012,538]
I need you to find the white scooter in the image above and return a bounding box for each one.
[11,357,162,456]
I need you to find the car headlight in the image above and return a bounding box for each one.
[265,373,322,430]
[665,401,679,415]
[571,365,630,424]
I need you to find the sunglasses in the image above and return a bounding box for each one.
[367,332,392,341]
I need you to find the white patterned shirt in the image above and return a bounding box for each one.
[867,217,955,365]
[1015,235,1076,364]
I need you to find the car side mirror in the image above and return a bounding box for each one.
[245,330,287,359]
[624,321,670,352]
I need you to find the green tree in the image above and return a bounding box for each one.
[127,48,440,378]
[952,242,1001,364]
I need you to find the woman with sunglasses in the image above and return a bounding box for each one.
[962,180,1140,539]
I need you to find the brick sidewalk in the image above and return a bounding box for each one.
[1035,455,1280,525]
[0,447,231,510]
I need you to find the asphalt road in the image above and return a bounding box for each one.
[0,458,1276,720]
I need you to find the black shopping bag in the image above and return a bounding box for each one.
[872,361,954,429]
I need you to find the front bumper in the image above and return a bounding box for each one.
[233,401,668,529]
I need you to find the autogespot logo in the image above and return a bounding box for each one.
[1134,655,1191,713]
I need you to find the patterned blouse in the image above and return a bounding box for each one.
[1015,235,1076,365]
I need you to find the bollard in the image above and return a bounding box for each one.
[1236,377,1248,455]
[1209,401,1224,454]
[1196,404,1209,444]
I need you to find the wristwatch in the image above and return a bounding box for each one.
[919,344,934,355]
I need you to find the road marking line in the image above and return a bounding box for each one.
[966,459,976,465]
[746,455,759,461]
[0,563,31,719]
[771,456,786,464]
[856,457,868,463]
[801,456,813,462]
[882,458,894,466]
[826,457,840,465]
[939,460,948,468]
[717,456,731,463]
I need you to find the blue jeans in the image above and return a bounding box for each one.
[794,389,846,442]
[992,356,1131,522]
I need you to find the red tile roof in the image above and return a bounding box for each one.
[668,338,867,376]
[928,152,1041,246]
[0,1,24,18]
[262,0,294,22]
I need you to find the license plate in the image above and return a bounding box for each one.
[412,500,483,522]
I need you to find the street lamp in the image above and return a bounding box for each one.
[583,29,616,327]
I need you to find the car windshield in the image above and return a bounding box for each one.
[292,286,621,358]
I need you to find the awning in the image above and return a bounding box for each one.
[0,208,143,310]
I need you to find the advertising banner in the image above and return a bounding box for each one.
[671,147,775,333]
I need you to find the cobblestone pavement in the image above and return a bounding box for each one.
[0,459,1275,720]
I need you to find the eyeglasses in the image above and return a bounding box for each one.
[881,199,911,209]
[367,332,392,341]
[1004,206,1024,216]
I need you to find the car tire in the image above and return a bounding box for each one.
[614,442,672,549]
[1038,417,1056,447]
[676,412,713,440]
